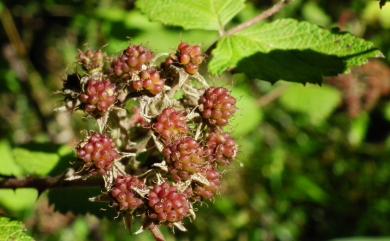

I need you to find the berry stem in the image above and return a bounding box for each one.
[226,0,292,36]
[0,175,104,193]
[148,224,166,241]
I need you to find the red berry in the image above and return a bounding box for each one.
[79,78,116,116]
[153,108,188,143]
[164,43,204,75]
[199,87,236,126]
[163,137,205,181]
[76,133,120,174]
[131,68,165,96]
[148,182,189,223]
[111,176,144,211]
[111,45,154,79]
[194,168,221,200]
[205,131,237,166]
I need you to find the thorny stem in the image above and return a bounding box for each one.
[226,0,292,36]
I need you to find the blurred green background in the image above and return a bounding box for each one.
[1,0,390,241]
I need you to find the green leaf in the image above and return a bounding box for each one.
[13,148,61,177]
[279,83,342,125]
[136,0,245,31]
[0,140,22,177]
[292,176,328,204]
[0,189,38,214]
[0,217,35,241]
[209,19,382,83]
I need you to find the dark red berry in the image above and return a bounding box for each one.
[132,68,165,95]
[194,168,221,200]
[79,78,116,116]
[78,49,104,72]
[163,137,205,181]
[148,182,189,223]
[153,108,188,143]
[199,87,236,126]
[111,45,154,79]
[111,176,144,211]
[205,131,237,166]
[76,133,120,174]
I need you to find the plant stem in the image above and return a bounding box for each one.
[226,0,292,36]
[0,175,103,193]
[148,224,166,241]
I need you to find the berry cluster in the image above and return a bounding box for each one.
[199,87,237,126]
[111,45,154,79]
[62,42,238,234]
[165,43,204,75]
[148,183,190,223]
[76,133,120,174]
[78,49,104,72]
[132,68,165,96]
[111,176,144,211]
[79,78,117,116]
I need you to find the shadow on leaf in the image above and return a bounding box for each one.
[236,49,347,84]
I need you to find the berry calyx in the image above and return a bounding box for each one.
[148,182,190,223]
[111,176,145,211]
[76,133,120,174]
[79,78,116,116]
[205,131,237,166]
[199,87,236,126]
[111,45,154,79]
[132,68,165,96]
[163,137,205,181]
[153,108,188,143]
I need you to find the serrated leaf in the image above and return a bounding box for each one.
[0,189,38,213]
[0,140,22,177]
[279,83,342,125]
[209,19,382,83]
[0,217,35,241]
[13,148,61,177]
[136,0,245,31]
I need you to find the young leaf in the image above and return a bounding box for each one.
[209,19,382,83]
[136,0,245,31]
[279,83,342,125]
[0,217,35,241]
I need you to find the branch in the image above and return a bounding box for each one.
[257,84,289,107]
[0,175,103,193]
[226,0,292,36]
[148,224,166,241]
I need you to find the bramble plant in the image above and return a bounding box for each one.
[0,0,387,240]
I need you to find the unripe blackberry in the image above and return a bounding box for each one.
[76,133,120,174]
[78,49,104,72]
[132,68,165,96]
[111,176,144,211]
[79,78,116,116]
[148,182,189,223]
[165,43,204,75]
[205,132,237,166]
[111,45,154,79]
[153,108,188,143]
[194,168,221,200]
[199,87,236,126]
[163,137,205,181]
